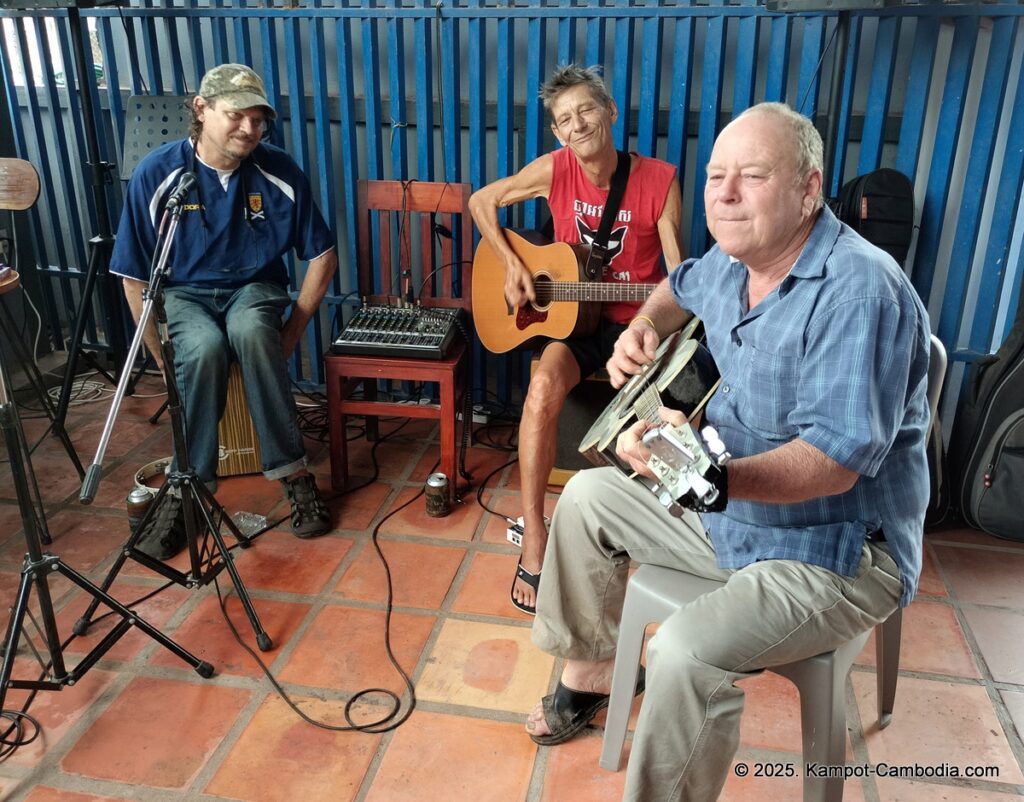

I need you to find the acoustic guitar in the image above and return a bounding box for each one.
[577,319,719,468]
[471,229,659,353]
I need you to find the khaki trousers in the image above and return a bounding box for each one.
[532,467,902,802]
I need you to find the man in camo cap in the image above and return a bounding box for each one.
[111,64,338,555]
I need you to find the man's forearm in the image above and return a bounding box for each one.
[728,439,859,504]
[632,281,690,337]
[282,248,338,351]
[122,277,165,373]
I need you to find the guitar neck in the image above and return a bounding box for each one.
[535,282,658,303]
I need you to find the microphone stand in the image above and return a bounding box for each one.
[74,196,273,652]
[0,293,212,716]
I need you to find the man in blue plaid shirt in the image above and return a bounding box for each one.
[526,102,931,801]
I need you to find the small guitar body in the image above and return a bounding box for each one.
[578,321,729,516]
[578,319,719,467]
[471,230,658,354]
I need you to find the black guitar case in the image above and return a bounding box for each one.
[947,291,1024,540]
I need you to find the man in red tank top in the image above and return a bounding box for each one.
[469,64,683,615]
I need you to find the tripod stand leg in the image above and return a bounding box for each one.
[57,559,213,678]
[71,480,178,636]
[0,305,84,479]
[190,482,272,652]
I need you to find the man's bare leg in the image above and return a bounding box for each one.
[514,343,581,610]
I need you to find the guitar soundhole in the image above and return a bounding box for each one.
[531,273,552,312]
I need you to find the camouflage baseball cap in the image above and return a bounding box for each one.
[198,64,276,119]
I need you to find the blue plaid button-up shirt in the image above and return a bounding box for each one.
[670,207,931,607]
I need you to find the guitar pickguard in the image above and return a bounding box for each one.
[515,306,549,331]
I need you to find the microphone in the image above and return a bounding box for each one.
[165,172,198,211]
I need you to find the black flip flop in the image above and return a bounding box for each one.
[511,558,541,616]
[530,666,646,746]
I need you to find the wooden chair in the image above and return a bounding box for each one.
[324,180,474,500]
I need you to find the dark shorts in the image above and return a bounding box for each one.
[541,320,627,379]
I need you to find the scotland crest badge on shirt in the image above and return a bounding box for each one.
[248,192,265,221]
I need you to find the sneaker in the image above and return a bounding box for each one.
[136,493,188,560]
[281,474,331,538]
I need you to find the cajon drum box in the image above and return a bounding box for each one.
[530,358,618,486]
[217,363,262,477]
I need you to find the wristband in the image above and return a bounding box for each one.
[630,314,656,331]
[687,463,728,514]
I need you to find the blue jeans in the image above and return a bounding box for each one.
[164,282,306,485]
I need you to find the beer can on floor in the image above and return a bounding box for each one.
[425,472,450,517]
[127,486,154,533]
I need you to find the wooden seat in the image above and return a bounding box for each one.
[325,180,474,500]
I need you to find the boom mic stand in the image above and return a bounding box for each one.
[72,181,273,652]
[0,288,212,716]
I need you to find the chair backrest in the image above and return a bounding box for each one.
[0,159,39,211]
[356,180,474,314]
[927,334,947,432]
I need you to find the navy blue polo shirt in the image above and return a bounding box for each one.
[111,139,334,288]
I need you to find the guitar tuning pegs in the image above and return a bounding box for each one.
[700,426,730,463]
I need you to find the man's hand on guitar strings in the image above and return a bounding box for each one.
[607,323,659,387]
[616,418,654,478]
[502,253,536,308]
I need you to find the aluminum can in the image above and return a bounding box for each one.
[126,486,154,533]
[425,472,450,517]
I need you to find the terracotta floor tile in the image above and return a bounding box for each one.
[737,671,804,754]
[541,732,628,802]
[999,689,1024,745]
[874,778,1019,800]
[0,453,83,507]
[378,486,484,541]
[2,666,118,768]
[852,673,1024,786]
[279,605,435,694]
[0,509,128,573]
[334,539,465,609]
[477,492,557,547]
[932,545,1024,608]
[149,594,312,677]
[56,582,193,664]
[22,787,127,802]
[60,676,250,789]
[214,473,286,517]
[345,428,429,481]
[0,501,25,548]
[917,544,948,597]
[0,566,23,610]
[231,529,352,595]
[70,417,165,460]
[204,693,381,802]
[451,551,534,620]
[962,606,1024,684]
[855,599,979,678]
[364,711,535,802]
[417,619,554,714]
[331,480,392,532]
